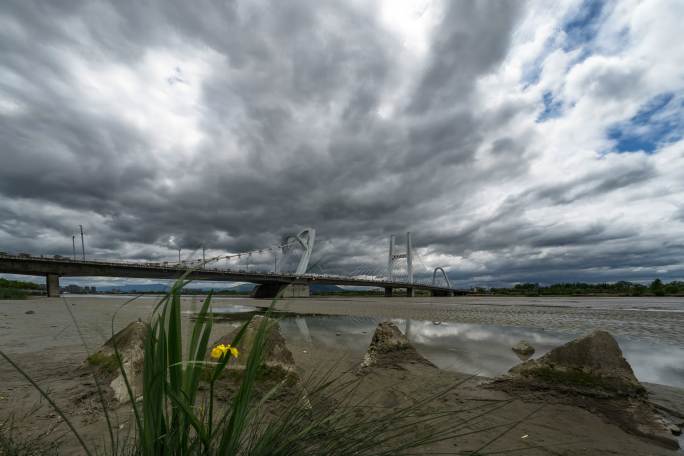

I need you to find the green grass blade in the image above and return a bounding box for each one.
[218,313,272,454]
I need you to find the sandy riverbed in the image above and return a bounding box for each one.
[1,295,683,454]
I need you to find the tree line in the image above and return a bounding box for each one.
[0,277,43,299]
[488,279,684,296]
[0,277,42,290]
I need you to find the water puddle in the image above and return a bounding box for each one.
[208,306,684,389]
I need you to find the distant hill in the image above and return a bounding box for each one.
[98,283,254,293]
[310,284,346,293]
[98,283,169,293]
[225,283,257,293]
[97,282,347,294]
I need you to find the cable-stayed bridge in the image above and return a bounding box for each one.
[0,228,464,298]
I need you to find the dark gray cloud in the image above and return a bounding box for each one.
[1,0,683,287]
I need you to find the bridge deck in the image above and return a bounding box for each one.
[0,254,464,295]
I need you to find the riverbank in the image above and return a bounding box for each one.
[1,295,683,454]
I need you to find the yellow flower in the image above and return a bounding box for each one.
[210,344,228,359]
[210,343,239,360]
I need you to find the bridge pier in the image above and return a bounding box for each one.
[431,290,455,297]
[46,273,60,297]
[280,283,310,298]
[406,287,414,297]
[251,283,310,299]
[384,287,393,297]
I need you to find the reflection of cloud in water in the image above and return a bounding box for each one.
[616,339,684,387]
[279,316,378,353]
[206,305,260,314]
[398,320,570,377]
[265,315,684,389]
[405,321,567,348]
[294,316,312,344]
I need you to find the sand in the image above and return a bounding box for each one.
[1,295,683,454]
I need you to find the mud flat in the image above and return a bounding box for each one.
[1,295,683,454]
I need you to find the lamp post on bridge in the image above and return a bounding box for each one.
[72,235,76,261]
[79,225,86,261]
[406,231,413,284]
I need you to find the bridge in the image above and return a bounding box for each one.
[0,229,464,298]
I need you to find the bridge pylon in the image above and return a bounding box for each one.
[388,232,414,296]
[290,228,316,275]
[252,227,316,299]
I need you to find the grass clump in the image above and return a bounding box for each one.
[0,288,28,300]
[86,352,119,374]
[525,366,607,388]
[0,415,59,456]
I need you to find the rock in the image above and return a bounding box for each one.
[210,315,295,373]
[644,382,684,436]
[508,330,644,397]
[360,322,435,370]
[511,340,535,358]
[86,320,148,403]
[24,310,35,315]
[661,418,681,436]
[618,400,681,449]
[494,330,679,449]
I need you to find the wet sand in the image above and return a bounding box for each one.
[1,295,683,454]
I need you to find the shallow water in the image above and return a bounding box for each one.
[210,305,684,389]
[4,294,681,388]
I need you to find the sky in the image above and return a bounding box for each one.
[1,0,683,288]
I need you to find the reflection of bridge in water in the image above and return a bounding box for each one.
[0,228,465,298]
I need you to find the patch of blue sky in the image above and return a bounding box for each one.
[521,0,604,89]
[562,0,605,51]
[521,59,544,89]
[607,92,684,154]
[536,91,563,122]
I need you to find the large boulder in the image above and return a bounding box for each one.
[508,330,644,397]
[360,322,435,370]
[493,330,679,449]
[511,340,535,359]
[210,315,295,372]
[85,320,148,403]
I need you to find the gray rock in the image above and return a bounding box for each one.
[360,322,435,370]
[644,382,684,435]
[210,315,295,372]
[24,310,35,315]
[495,330,679,449]
[508,330,644,397]
[661,418,681,436]
[86,320,148,403]
[511,340,535,357]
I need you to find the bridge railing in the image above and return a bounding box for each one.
[0,254,456,291]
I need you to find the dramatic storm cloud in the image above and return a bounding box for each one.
[1,0,683,286]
